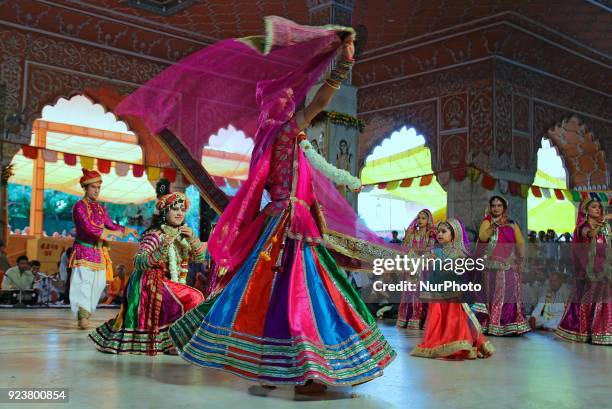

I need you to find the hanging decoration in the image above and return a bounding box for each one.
[358,164,610,203]
[12,142,611,204]
[11,142,241,188]
[323,111,365,132]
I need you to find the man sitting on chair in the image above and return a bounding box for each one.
[1,255,34,291]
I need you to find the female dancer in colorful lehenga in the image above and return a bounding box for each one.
[397,209,437,329]
[116,17,399,393]
[411,218,494,360]
[89,192,205,355]
[476,196,530,336]
[555,198,611,344]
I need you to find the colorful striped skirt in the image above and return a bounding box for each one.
[169,214,396,385]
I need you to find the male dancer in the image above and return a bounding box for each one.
[70,168,137,329]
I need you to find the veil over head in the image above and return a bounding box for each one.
[575,198,603,233]
[439,218,471,256]
[407,209,436,236]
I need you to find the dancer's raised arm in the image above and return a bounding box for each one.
[300,35,355,127]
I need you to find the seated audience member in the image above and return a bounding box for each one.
[1,256,34,290]
[31,260,60,304]
[389,230,402,244]
[529,271,570,331]
[103,264,128,305]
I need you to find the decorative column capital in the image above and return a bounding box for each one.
[307,0,355,26]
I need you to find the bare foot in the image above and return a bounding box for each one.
[294,380,327,394]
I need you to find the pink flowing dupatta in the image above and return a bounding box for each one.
[117,16,401,276]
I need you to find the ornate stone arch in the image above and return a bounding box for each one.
[534,109,609,190]
[358,100,438,174]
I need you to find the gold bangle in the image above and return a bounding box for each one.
[325,79,340,90]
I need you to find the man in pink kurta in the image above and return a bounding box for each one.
[70,168,136,329]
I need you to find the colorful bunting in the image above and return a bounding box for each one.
[97,159,111,174]
[80,156,94,170]
[482,174,496,190]
[509,181,520,196]
[162,168,177,183]
[453,168,467,182]
[22,145,38,160]
[387,181,400,190]
[437,171,451,186]
[14,142,611,202]
[42,149,57,163]
[419,174,433,186]
[400,178,413,188]
[115,162,129,177]
[63,153,77,166]
[361,185,374,193]
[146,166,161,181]
[132,164,144,178]
[498,179,509,194]
[468,167,481,182]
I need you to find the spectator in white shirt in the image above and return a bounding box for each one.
[529,272,570,331]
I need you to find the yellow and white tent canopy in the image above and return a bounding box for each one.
[360,144,577,233]
[360,145,447,224]
[10,133,251,204]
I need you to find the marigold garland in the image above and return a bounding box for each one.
[323,111,365,132]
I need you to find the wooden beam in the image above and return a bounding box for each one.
[33,120,138,144]
[29,127,47,237]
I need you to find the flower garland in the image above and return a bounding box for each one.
[161,225,190,284]
[300,140,361,190]
[324,111,365,132]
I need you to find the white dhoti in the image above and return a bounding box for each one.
[69,266,106,316]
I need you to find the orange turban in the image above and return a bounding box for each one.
[80,168,102,187]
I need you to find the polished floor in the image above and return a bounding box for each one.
[0,308,610,409]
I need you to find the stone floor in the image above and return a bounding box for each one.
[0,308,610,409]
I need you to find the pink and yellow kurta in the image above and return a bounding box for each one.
[69,198,126,316]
